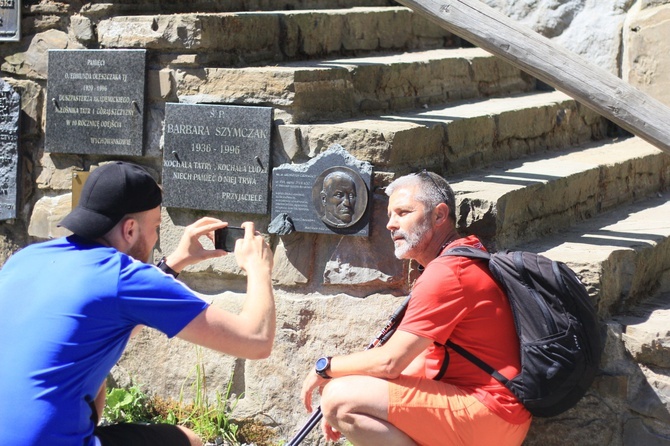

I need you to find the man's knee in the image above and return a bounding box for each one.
[178,426,203,446]
[320,379,354,420]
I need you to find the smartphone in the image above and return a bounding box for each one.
[214,226,245,252]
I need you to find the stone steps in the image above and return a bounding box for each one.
[96,7,455,66]
[82,0,397,16]
[274,90,607,172]
[513,194,670,319]
[172,47,535,122]
[450,136,670,250]
[86,2,670,441]
[618,293,670,369]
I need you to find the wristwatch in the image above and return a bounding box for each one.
[315,356,332,379]
[156,256,179,278]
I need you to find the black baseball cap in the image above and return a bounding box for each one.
[59,161,162,240]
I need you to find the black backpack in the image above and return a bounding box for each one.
[440,246,603,417]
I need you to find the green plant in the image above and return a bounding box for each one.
[159,349,242,444]
[182,364,241,443]
[102,385,154,423]
[102,347,277,445]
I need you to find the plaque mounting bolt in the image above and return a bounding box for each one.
[132,101,140,114]
[172,151,180,162]
[255,156,264,171]
[52,98,60,110]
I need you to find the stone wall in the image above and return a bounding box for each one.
[483,0,670,106]
[1,1,670,445]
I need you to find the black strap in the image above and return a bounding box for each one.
[443,246,492,261]
[439,247,510,386]
[446,340,509,385]
[433,342,450,381]
[156,256,179,278]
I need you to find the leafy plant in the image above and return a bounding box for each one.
[102,347,278,445]
[154,349,242,443]
[102,385,154,423]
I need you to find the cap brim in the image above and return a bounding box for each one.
[58,206,122,240]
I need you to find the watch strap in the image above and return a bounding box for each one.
[156,256,179,278]
[315,356,332,379]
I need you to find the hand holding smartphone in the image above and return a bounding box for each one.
[214,226,246,252]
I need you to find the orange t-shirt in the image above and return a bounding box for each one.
[397,235,531,424]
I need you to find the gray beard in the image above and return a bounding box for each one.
[392,216,432,259]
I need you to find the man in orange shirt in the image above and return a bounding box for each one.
[300,171,532,445]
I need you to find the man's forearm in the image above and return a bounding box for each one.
[240,269,276,353]
[327,331,432,379]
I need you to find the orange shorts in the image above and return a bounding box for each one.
[388,375,531,446]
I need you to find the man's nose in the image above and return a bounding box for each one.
[386,214,398,230]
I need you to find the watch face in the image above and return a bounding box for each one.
[316,357,329,371]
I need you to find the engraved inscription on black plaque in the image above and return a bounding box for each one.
[0,79,20,220]
[0,0,20,42]
[45,49,146,156]
[271,144,372,236]
[162,103,272,214]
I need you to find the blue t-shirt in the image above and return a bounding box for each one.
[0,236,209,446]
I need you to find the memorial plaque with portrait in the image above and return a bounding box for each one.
[45,49,146,156]
[271,144,372,236]
[0,0,20,42]
[162,103,272,214]
[0,79,20,220]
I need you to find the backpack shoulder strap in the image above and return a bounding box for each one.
[445,340,510,386]
[440,247,511,387]
[443,246,492,261]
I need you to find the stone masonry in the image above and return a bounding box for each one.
[1,1,670,445]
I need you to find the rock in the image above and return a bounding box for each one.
[2,30,83,80]
[623,3,670,107]
[27,193,72,239]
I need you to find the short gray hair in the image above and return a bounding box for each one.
[386,171,456,222]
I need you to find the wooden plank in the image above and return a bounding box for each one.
[396,0,670,153]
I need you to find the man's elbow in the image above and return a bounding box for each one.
[379,357,405,379]
[247,336,275,359]
[251,345,273,359]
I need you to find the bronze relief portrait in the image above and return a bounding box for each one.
[312,166,368,228]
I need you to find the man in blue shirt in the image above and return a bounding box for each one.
[0,161,276,446]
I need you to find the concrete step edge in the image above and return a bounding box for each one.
[83,1,398,16]
[98,6,454,57]
[514,194,670,319]
[452,136,669,248]
[172,47,536,120]
[615,292,670,370]
[275,90,607,171]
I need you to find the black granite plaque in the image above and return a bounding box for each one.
[0,0,20,42]
[271,144,372,236]
[0,79,20,220]
[45,49,146,156]
[162,103,272,214]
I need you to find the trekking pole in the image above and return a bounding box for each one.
[286,295,411,446]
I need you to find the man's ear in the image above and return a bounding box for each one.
[433,202,451,227]
[120,217,139,245]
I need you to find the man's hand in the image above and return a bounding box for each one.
[175,220,276,359]
[300,369,328,413]
[165,217,227,273]
[233,222,273,274]
[301,369,341,442]
[322,418,342,442]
